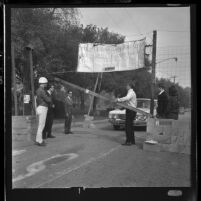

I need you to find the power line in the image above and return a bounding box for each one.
[158,29,189,33]
[126,31,153,37]
[103,8,120,30]
[123,8,142,36]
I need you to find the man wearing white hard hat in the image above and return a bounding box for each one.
[35,77,52,146]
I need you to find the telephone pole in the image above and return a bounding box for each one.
[23,44,34,115]
[150,30,157,116]
[12,43,18,115]
[27,45,35,115]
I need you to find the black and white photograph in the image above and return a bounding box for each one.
[8,5,195,190]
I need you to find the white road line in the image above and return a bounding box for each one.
[12,149,26,156]
[34,145,121,188]
[13,153,79,183]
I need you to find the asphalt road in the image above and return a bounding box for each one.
[12,115,191,188]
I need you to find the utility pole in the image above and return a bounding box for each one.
[11,43,18,115]
[150,30,157,116]
[93,72,103,115]
[23,44,34,115]
[27,44,35,115]
[88,73,100,116]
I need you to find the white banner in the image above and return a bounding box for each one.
[77,38,146,72]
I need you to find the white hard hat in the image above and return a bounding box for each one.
[38,77,48,84]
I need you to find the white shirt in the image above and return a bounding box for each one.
[47,90,51,95]
[117,88,137,108]
[159,89,165,95]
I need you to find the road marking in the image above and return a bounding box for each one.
[12,149,26,156]
[34,145,121,188]
[13,153,79,183]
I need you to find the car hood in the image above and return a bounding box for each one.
[109,109,126,115]
[109,108,150,115]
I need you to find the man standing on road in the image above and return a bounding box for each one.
[166,85,179,120]
[35,77,52,146]
[42,84,56,139]
[64,90,74,134]
[156,83,169,119]
[116,81,137,146]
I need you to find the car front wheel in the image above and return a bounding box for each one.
[113,125,120,130]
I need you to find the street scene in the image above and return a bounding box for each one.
[10,6,193,189]
[12,112,191,188]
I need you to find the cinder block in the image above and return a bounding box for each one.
[147,118,191,148]
[159,143,169,152]
[179,145,191,155]
[153,134,171,144]
[168,144,179,153]
[12,116,37,142]
[89,123,96,128]
[143,142,160,152]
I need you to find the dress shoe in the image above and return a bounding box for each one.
[121,142,132,146]
[35,141,46,146]
[47,135,55,138]
[69,131,73,134]
[131,141,136,145]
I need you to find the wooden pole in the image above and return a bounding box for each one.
[28,46,35,115]
[87,73,100,116]
[54,77,151,117]
[93,72,103,113]
[150,30,157,116]
[11,43,18,115]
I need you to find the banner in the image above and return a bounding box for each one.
[77,38,146,72]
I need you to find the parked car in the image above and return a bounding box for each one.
[179,107,185,114]
[108,98,157,130]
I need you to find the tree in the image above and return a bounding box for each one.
[156,78,191,108]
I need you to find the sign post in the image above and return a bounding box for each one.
[150,30,157,116]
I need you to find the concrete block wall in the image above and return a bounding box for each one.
[145,118,191,154]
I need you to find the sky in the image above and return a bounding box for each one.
[78,7,191,87]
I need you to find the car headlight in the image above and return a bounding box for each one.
[113,114,119,119]
[136,115,147,121]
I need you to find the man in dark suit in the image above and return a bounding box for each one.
[157,83,169,118]
[42,84,56,139]
[64,90,74,134]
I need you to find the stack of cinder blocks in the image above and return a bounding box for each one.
[83,115,96,128]
[143,118,191,154]
[12,116,37,142]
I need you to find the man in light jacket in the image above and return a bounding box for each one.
[116,81,137,146]
[35,77,52,146]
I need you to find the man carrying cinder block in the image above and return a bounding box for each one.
[116,81,137,146]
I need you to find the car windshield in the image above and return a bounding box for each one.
[137,99,157,109]
[137,99,150,108]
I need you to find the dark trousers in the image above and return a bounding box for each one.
[42,108,54,138]
[65,112,72,133]
[125,109,137,143]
